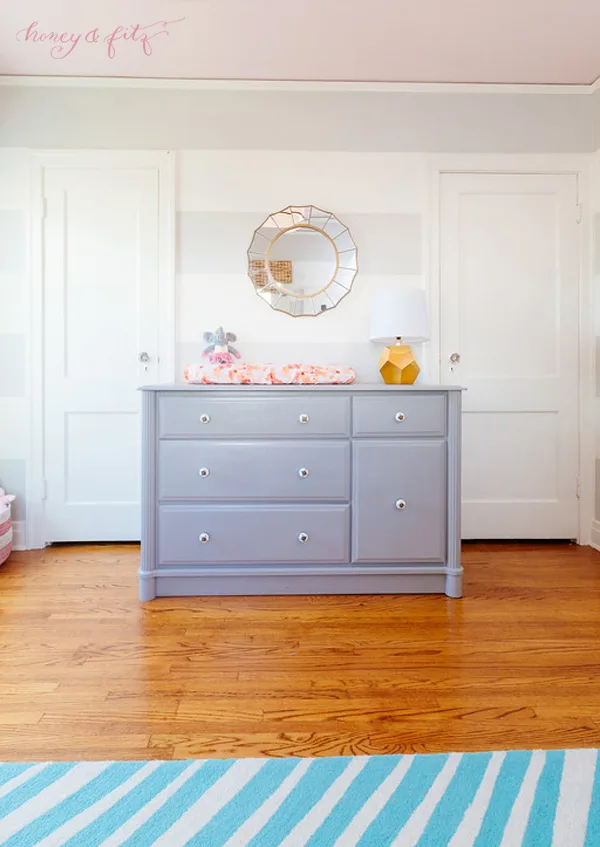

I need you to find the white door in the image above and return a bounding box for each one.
[439,172,580,539]
[43,160,166,542]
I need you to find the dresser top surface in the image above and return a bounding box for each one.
[141,383,464,393]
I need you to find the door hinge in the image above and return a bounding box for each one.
[41,197,47,220]
[576,203,582,224]
[576,475,582,499]
[42,479,48,500]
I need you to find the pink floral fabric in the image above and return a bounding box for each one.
[184,363,355,385]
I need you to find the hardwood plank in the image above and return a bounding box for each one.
[0,542,598,759]
[151,723,600,759]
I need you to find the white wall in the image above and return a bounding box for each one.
[0,84,595,152]
[0,150,30,540]
[592,88,600,151]
[176,150,429,381]
[591,150,600,532]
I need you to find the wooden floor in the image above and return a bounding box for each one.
[1,543,600,760]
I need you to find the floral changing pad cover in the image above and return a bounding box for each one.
[184,363,355,385]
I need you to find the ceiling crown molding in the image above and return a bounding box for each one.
[590,75,600,93]
[0,75,596,95]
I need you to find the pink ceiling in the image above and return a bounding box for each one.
[2,0,600,85]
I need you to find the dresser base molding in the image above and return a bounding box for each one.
[138,565,463,600]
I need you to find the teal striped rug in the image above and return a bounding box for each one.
[0,750,598,846]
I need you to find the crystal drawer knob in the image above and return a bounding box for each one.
[298,532,309,543]
[199,414,211,424]
[299,413,309,424]
[298,468,309,478]
[395,411,406,422]
[395,499,406,510]
[199,532,210,543]
[198,467,210,478]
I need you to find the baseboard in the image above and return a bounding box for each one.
[11,521,25,551]
[590,521,600,552]
[139,564,462,600]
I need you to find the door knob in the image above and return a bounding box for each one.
[138,352,150,364]
[449,353,460,365]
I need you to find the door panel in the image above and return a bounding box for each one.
[440,172,579,539]
[352,440,446,563]
[43,163,162,541]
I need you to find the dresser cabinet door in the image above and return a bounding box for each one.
[353,441,446,563]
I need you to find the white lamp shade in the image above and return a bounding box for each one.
[370,287,430,343]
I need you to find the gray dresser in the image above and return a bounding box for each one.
[140,384,463,600]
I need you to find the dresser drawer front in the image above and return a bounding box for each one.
[158,505,350,565]
[352,395,446,437]
[353,440,446,563]
[159,395,350,438]
[159,440,350,501]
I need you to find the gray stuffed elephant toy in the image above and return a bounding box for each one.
[202,327,241,365]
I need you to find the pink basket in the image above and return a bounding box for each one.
[0,505,13,566]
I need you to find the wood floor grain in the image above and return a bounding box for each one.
[1,542,599,759]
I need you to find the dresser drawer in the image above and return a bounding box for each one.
[159,440,350,501]
[353,440,446,563]
[159,395,350,438]
[352,394,446,437]
[158,504,350,565]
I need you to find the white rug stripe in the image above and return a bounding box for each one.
[223,759,312,847]
[499,750,545,847]
[101,760,205,847]
[448,752,506,847]
[280,757,369,846]
[552,749,598,847]
[0,762,110,840]
[153,758,266,847]
[34,762,160,847]
[391,753,462,847]
[0,764,48,800]
[332,756,414,847]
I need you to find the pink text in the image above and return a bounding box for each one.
[16,18,184,60]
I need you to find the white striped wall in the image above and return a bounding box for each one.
[2,143,598,544]
[175,150,429,382]
[0,150,29,525]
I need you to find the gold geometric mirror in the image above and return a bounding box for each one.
[247,205,358,317]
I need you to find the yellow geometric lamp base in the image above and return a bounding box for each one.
[378,344,420,385]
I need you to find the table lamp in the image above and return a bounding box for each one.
[370,287,429,384]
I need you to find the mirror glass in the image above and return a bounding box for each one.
[248,205,358,317]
